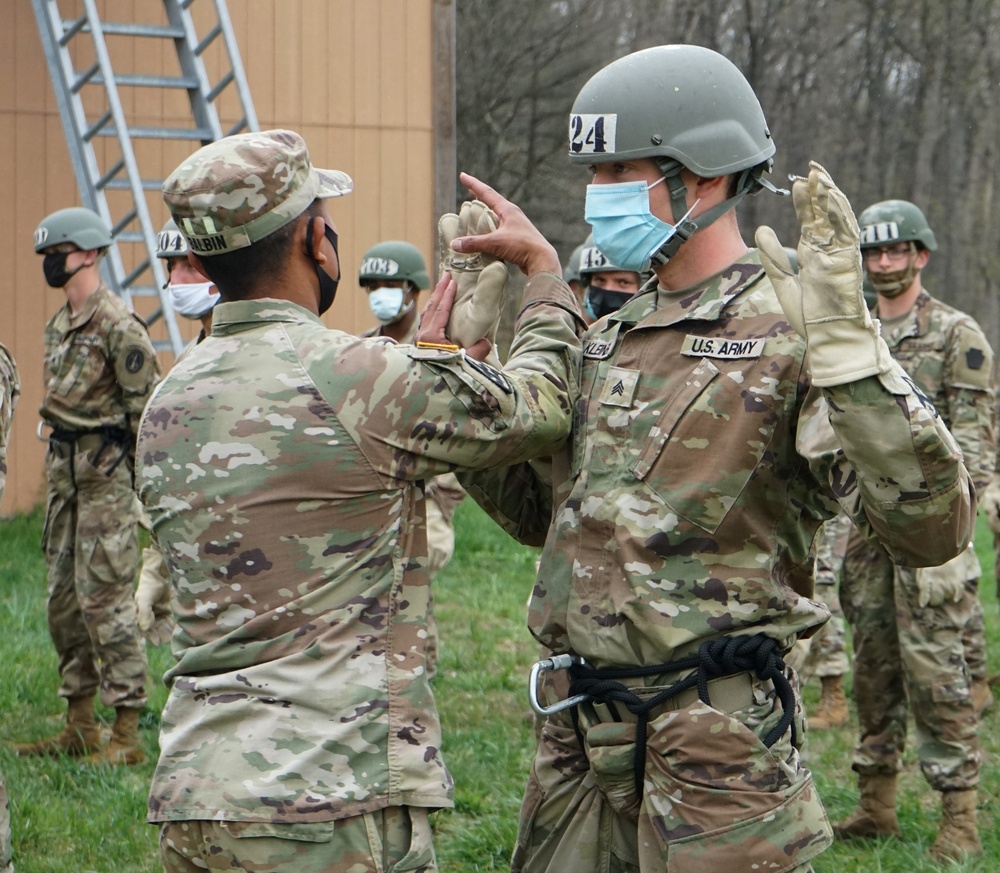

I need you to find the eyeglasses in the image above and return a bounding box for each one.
[862,243,914,263]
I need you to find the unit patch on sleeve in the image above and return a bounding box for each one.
[681,334,765,360]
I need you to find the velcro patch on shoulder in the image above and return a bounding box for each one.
[465,356,513,394]
[681,334,765,359]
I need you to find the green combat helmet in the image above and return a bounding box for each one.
[568,44,783,268]
[563,239,589,287]
[33,206,112,253]
[857,200,938,252]
[358,240,431,289]
[156,219,189,259]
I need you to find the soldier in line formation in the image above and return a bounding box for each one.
[13,208,160,767]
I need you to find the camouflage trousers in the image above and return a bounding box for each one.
[159,807,436,872]
[841,533,979,790]
[43,437,147,708]
[0,771,11,873]
[962,576,988,682]
[512,672,832,872]
[788,512,852,683]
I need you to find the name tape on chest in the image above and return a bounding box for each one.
[583,338,615,360]
[681,335,765,360]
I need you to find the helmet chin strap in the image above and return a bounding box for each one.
[649,159,788,268]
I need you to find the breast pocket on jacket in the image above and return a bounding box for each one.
[630,358,779,533]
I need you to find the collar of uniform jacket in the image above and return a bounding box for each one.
[608,250,767,329]
[62,282,108,330]
[209,298,321,334]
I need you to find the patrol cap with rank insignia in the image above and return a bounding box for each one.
[162,129,353,256]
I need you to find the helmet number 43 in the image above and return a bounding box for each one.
[570,114,617,155]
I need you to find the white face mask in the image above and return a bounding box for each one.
[368,286,412,325]
[169,281,218,318]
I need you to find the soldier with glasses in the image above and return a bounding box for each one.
[834,199,995,860]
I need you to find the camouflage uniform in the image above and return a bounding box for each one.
[1,341,19,873]
[788,511,852,683]
[462,254,973,872]
[841,289,994,791]
[136,277,581,844]
[40,284,158,710]
[363,319,466,677]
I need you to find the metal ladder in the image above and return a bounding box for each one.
[32,0,259,355]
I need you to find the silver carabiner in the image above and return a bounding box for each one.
[528,653,590,716]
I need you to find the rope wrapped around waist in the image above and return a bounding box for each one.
[567,633,797,798]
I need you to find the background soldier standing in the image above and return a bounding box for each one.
[357,239,466,678]
[1,340,20,871]
[577,239,643,324]
[835,199,995,860]
[14,207,159,767]
[454,45,974,872]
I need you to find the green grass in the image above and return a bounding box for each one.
[1,503,998,871]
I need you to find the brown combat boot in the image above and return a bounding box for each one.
[832,774,902,839]
[87,707,146,766]
[970,678,994,714]
[928,789,982,861]
[807,675,849,730]
[13,696,102,757]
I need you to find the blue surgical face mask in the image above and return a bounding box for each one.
[584,177,689,272]
[368,286,411,325]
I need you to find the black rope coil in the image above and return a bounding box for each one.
[567,633,797,798]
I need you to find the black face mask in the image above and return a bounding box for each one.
[42,251,82,288]
[584,284,632,321]
[306,217,340,314]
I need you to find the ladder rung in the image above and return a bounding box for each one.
[96,125,215,141]
[206,71,234,102]
[83,110,113,142]
[93,73,200,89]
[95,157,125,190]
[96,22,185,39]
[125,286,164,298]
[104,178,167,192]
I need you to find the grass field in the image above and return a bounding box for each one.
[1,501,998,872]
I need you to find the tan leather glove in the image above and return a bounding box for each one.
[135,546,174,646]
[914,545,979,608]
[755,162,893,387]
[980,477,1000,535]
[438,200,510,347]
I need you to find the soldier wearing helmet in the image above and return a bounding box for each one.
[357,240,430,342]
[448,44,974,871]
[833,199,995,859]
[157,219,219,340]
[576,238,643,324]
[15,206,159,768]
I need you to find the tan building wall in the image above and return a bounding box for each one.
[0,0,453,515]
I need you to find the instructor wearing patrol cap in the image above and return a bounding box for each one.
[137,128,583,872]
[15,206,159,767]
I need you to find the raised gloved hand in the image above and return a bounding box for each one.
[438,199,510,347]
[755,162,893,387]
[135,546,173,646]
[980,478,1000,535]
